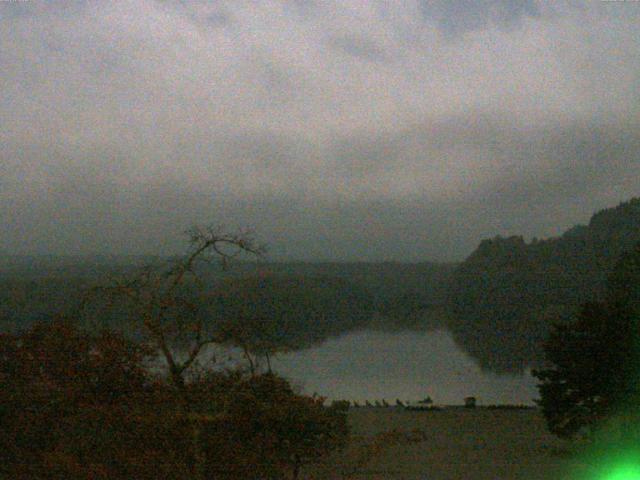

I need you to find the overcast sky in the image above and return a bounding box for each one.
[1,1,639,261]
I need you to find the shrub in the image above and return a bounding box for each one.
[0,320,349,479]
[199,372,349,479]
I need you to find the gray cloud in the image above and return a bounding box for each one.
[1,1,639,261]
[418,0,540,36]
[330,34,389,62]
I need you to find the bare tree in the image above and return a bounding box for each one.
[83,225,265,480]
[212,303,296,377]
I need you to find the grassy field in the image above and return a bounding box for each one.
[314,407,582,480]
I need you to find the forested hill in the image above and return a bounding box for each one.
[448,197,640,374]
[0,258,454,342]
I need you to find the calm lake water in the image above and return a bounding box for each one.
[271,329,539,406]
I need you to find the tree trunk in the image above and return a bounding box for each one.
[163,348,208,480]
[265,351,272,373]
[191,419,207,480]
[243,345,256,376]
[292,454,301,480]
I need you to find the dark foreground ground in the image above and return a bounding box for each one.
[312,407,583,480]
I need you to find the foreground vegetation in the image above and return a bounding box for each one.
[534,241,640,441]
[0,319,350,479]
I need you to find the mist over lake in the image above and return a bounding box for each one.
[273,329,538,406]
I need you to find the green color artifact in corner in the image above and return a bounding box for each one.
[605,464,640,480]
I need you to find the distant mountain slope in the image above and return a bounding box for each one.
[0,259,454,344]
[448,197,640,374]
[250,262,455,326]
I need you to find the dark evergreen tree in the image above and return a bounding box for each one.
[533,242,640,439]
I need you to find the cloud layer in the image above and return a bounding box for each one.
[1,1,639,260]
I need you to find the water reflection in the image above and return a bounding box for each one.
[272,329,539,405]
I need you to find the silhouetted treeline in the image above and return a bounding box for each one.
[449,197,640,373]
[206,275,375,355]
[0,260,454,349]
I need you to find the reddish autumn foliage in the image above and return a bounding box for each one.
[196,372,349,479]
[0,319,185,479]
[0,320,348,479]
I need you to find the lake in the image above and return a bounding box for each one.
[271,329,539,406]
